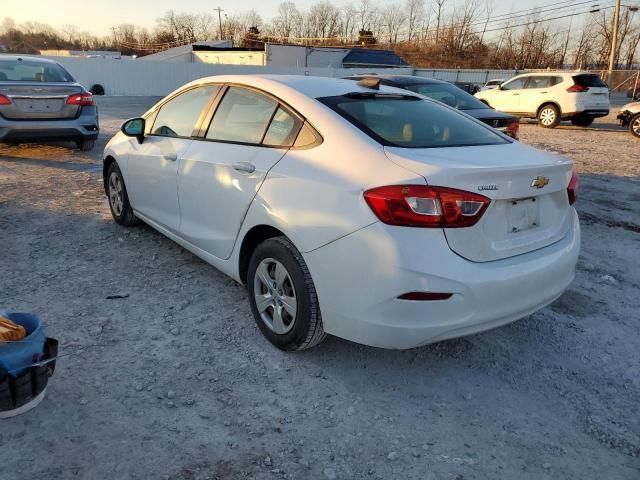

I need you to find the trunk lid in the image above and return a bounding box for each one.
[0,82,83,120]
[384,142,574,262]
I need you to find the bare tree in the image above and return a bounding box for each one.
[406,0,424,42]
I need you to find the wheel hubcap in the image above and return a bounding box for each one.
[540,108,555,125]
[632,118,640,136]
[253,258,297,334]
[108,172,124,216]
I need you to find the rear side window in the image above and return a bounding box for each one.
[550,76,563,86]
[319,95,508,148]
[152,86,218,138]
[573,74,607,88]
[0,59,73,82]
[525,76,550,89]
[207,87,278,144]
[263,107,302,147]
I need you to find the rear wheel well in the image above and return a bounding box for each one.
[239,225,287,284]
[103,156,116,194]
[537,102,561,116]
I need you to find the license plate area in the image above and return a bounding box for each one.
[14,98,63,113]
[507,197,540,233]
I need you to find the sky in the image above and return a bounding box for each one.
[3,0,553,37]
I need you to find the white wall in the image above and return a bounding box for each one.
[46,56,414,96]
[194,51,265,66]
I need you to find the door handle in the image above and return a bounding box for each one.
[512,93,519,96]
[232,162,256,174]
[164,153,178,162]
[540,91,548,94]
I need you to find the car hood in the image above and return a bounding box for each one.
[620,102,640,113]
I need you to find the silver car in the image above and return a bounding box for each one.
[617,101,640,138]
[0,55,98,151]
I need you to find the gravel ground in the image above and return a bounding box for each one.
[1,96,639,480]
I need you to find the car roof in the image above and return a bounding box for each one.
[513,71,595,77]
[183,74,423,100]
[0,54,63,65]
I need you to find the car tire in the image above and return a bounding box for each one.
[106,162,139,226]
[538,104,560,128]
[77,139,96,151]
[247,237,326,351]
[630,113,640,138]
[570,116,594,127]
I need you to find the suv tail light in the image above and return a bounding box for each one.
[66,92,94,106]
[364,185,491,228]
[566,84,589,93]
[567,172,579,205]
[0,94,11,105]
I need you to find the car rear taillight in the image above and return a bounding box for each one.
[567,172,579,206]
[507,119,520,139]
[363,185,491,228]
[566,84,589,93]
[0,94,11,105]
[66,92,94,106]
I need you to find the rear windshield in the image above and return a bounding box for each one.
[404,82,489,110]
[0,59,74,82]
[319,94,509,149]
[573,74,607,88]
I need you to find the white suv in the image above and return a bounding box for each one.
[475,71,610,128]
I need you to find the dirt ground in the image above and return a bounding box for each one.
[1,96,639,480]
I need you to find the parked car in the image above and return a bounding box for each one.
[626,80,640,100]
[0,55,98,151]
[617,101,640,137]
[453,81,480,95]
[103,75,580,351]
[481,78,506,91]
[474,71,610,128]
[344,74,520,138]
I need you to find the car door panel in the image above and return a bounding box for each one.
[178,143,287,259]
[126,136,191,232]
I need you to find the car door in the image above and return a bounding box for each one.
[177,86,303,259]
[519,75,552,114]
[491,76,528,112]
[126,85,218,233]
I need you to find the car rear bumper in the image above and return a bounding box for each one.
[561,109,610,119]
[304,210,580,349]
[0,106,98,143]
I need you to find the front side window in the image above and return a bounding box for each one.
[405,83,489,110]
[0,60,74,82]
[319,94,509,149]
[152,86,218,138]
[207,87,278,144]
[501,77,527,90]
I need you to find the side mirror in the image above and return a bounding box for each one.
[121,117,145,143]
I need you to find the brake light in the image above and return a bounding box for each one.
[66,92,94,106]
[566,84,589,93]
[0,94,11,105]
[507,119,520,139]
[567,172,579,206]
[363,185,491,228]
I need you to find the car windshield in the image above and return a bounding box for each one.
[0,59,74,82]
[404,83,489,110]
[319,94,509,149]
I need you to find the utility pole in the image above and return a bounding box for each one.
[607,0,621,75]
[215,7,225,41]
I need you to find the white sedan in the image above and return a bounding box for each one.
[103,75,580,350]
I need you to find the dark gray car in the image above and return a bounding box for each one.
[0,55,98,151]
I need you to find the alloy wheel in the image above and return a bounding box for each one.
[108,172,124,216]
[253,258,297,334]
[632,116,640,137]
[540,108,556,126]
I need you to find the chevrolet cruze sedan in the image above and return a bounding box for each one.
[0,55,98,150]
[103,75,580,350]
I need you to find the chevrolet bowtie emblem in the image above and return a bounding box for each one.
[531,176,550,188]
